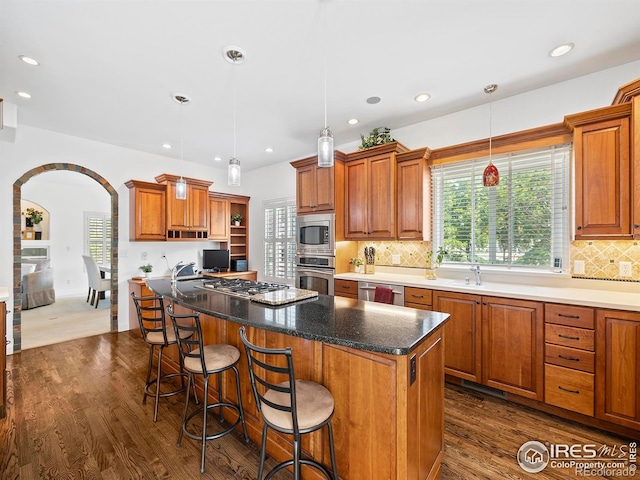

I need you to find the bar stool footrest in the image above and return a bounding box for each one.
[182,402,243,443]
[143,372,189,400]
[265,458,335,480]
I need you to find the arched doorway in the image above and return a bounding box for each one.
[13,164,118,351]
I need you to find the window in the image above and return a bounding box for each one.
[85,212,111,265]
[431,144,571,270]
[263,199,296,281]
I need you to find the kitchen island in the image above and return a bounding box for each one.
[146,278,449,480]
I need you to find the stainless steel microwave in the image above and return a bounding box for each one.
[296,213,335,255]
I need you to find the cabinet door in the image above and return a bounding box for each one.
[574,117,631,238]
[397,158,424,239]
[209,196,230,241]
[433,291,482,382]
[482,297,544,400]
[367,154,395,238]
[344,159,369,239]
[1,301,5,419]
[188,184,209,230]
[596,309,640,430]
[315,165,335,212]
[166,182,189,230]
[128,182,166,241]
[296,164,317,214]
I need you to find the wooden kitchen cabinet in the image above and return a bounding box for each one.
[565,104,634,239]
[596,309,640,430]
[396,148,431,240]
[481,296,544,400]
[291,153,345,215]
[404,286,433,310]
[433,290,482,383]
[125,179,167,241]
[208,194,230,241]
[345,142,408,239]
[334,279,358,299]
[155,174,212,240]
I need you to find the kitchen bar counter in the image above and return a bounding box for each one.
[146,277,449,480]
[146,278,449,355]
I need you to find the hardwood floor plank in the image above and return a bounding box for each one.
[1,331,636,479]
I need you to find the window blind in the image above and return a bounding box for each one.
[85,212,111,265]
[263,198,296,281]
[431,144,571,270]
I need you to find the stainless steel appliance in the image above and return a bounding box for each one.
[296,213,335,256]
[357,281,405,306]
[295,255,335,296]
[200,278,289,298]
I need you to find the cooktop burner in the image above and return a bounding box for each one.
[201,278,290,298]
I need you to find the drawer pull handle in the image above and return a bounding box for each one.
[558,386,580,394]
[558,314,580,319]
[558,334,580,341]
[558,354,580,362]
[411,295,424,298]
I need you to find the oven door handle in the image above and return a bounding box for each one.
[296,267,334,276]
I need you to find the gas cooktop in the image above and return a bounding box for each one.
[200,278,290,298]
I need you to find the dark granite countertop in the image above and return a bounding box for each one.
[146,278,449,356]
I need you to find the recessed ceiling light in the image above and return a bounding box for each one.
[162,143,172,149]
[348,118,359,125]
[549,43,575,57]
[19,55,39,66]
[223,46,246,64]
[414,93,431,103]
[366,96,381,104]
[16,91,32,99]
[265,147,274,153]
[213,156,222,162]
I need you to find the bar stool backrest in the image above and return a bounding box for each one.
[167,305,208,376]
[131,292,169,345]
[239,326,300,433]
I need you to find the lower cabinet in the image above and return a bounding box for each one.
[1,301,6,419]
[596,309,640,430]
[434,291,544,400]
[334,279,358,299]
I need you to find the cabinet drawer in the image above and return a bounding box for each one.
[545,324,594,351]
[335,279,358,298]
[404,287,433,308]
[545,364,594,416]
[545,344,595,373]
[545,303,595,329]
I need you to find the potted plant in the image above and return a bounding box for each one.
[24,207,43,228]
[349,257,364,273]
[139,263,153,277]
[425,246,448,280]
[231,213,243,226]
[358,127,395,151]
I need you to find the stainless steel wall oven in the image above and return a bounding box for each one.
[295,255,335,296]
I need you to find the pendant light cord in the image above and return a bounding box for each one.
[489,99,492,162]
[180,98,184,168]
[233,66,237,158]
[323,0,328,129]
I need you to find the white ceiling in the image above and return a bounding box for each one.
[2,0,640,173]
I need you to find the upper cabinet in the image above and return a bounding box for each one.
[344,142,408,240]
[291,152,346,216]
[208,193,251,264]
[125,180,167,241]
[155,174,212,240]
[209,193,230,241]
[396,148,431,240]
[565,104,634,239]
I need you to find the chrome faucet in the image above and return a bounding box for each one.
[171,261,196,284]
[470,265,481,286]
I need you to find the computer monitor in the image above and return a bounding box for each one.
[202,249,230,272]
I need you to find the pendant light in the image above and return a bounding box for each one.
[174,94,190,199]
[317,0,334,168]
[482,84,499,187]
[224,46,245,186]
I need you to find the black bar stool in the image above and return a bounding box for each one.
[131,292,193,422]
[239,326,339,480]
[167,305,249,474]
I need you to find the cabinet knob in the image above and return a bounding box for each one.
[576,226,582,230]
[634,224,639,229]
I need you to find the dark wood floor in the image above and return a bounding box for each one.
[0,331,635,479]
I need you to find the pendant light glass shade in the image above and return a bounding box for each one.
[228,157,241,186]
[482,84,499,187]
[318,127,334,167]
[175,176,187,199]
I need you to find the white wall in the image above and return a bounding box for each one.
[2,59,639,351]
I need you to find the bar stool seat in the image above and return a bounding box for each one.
[131,292,192,422]
[262,380,334,430]
[167,305,249,474]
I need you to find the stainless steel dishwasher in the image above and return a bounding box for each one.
[357,281,405,306]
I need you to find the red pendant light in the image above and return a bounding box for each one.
[483,84,499,187]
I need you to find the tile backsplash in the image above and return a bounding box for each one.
[357,239,640,282]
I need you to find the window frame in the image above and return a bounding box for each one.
[84,211,111,266]
[263,198,297,283]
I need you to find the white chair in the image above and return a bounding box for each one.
[82,255,110,308]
